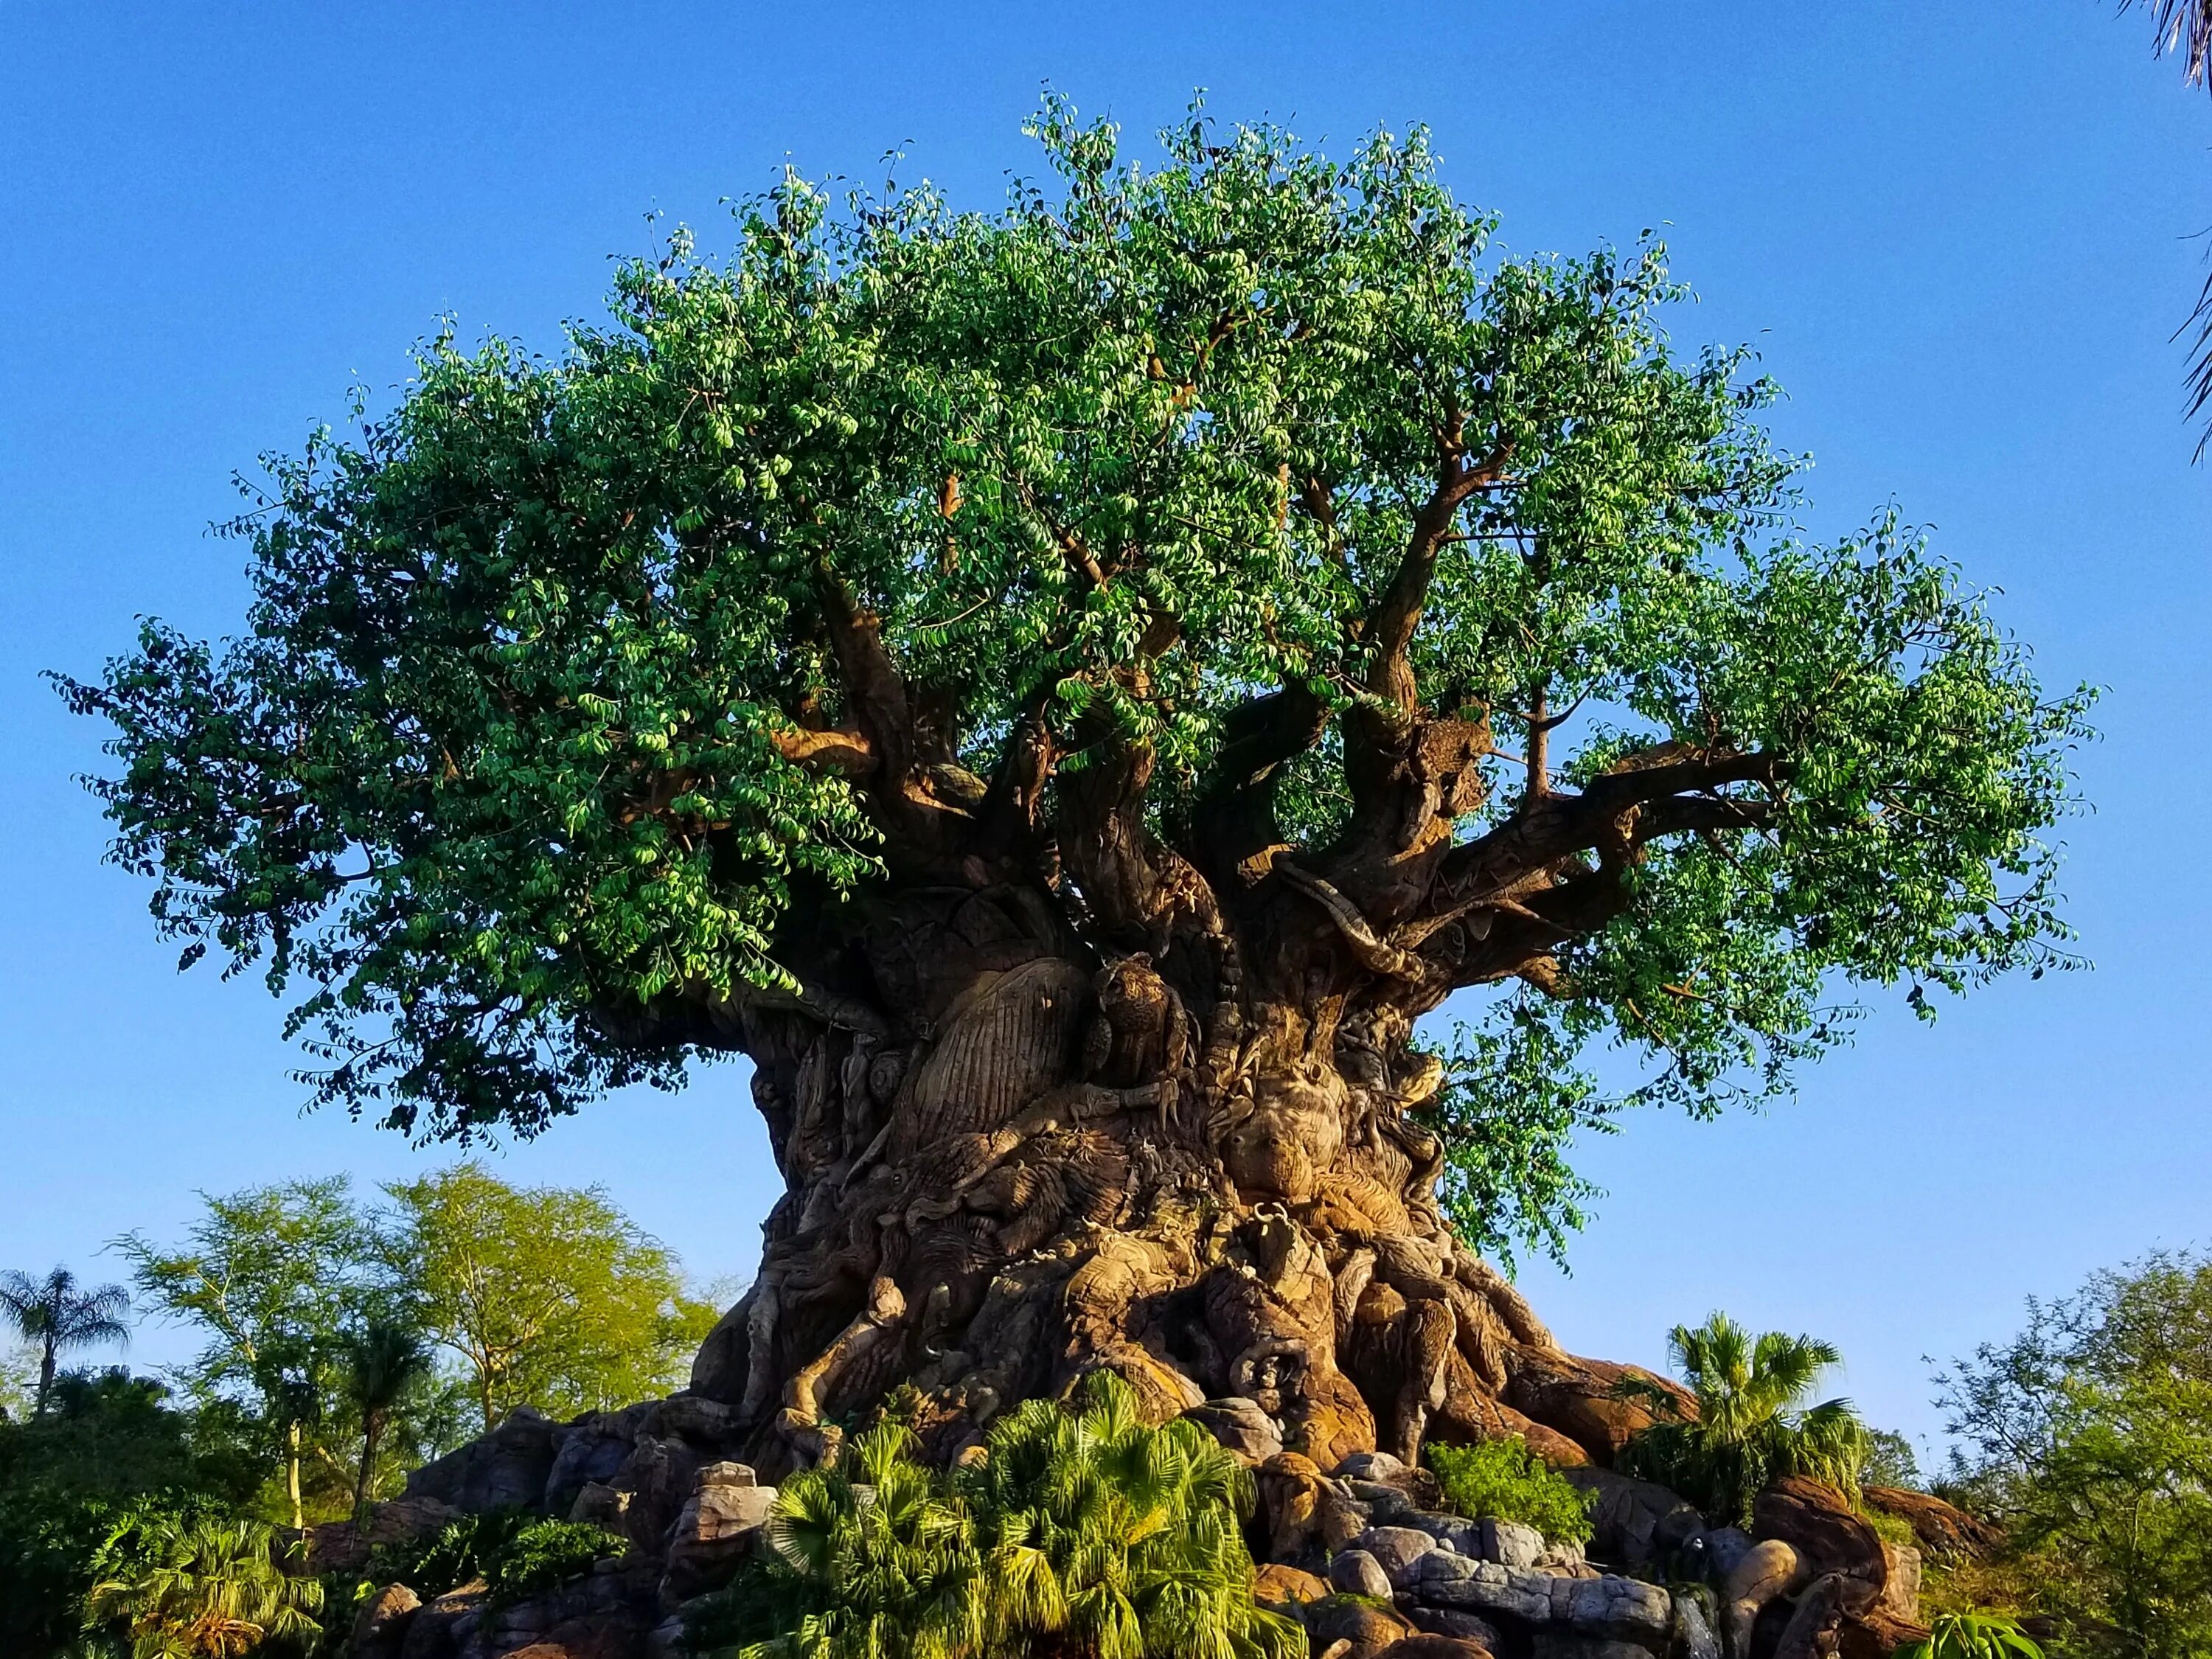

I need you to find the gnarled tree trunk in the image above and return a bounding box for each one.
[655,862,1653,1479]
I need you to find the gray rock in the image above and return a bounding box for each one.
[569,1481,630,1529]
[1671,1587,1722,1659]
[403,1406,557,1513]
[645,1393,743,1450]
[1337,1450,1413,1486]
[696,1460,757,1487]
[612,1435,704,1554]
[349,1584,420,1659]
[1402,1510,1484,1554]
[1328,1546,1395,1601]
[1407,1607,1506,1647]
[1413,1548,1481,1586]
[1562,1467,1703,1573]
[1478,1517,1545,1569]
[1704,1527,1754,1584]
[662,1479,779,1600]
[1181,1397,1284,1462]
[1354,1525,1440,1585]
[544,1426,635,1514]
[1531,1640,1657,1659]
[1562,1574,1672,1646]
[1345,1478,1417,1517]
[1535,1536,1588,1573]
[1416,1559,1555,1624]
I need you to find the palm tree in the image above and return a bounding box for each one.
[742,1371,1301,1659]
[2121,0,2212,91]
[84,1515,324,1658]
[338,1321,432,1523]
[0,1266,131,1416]
[1616,1312,1868,1527]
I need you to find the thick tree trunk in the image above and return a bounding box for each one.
[678,875,1663,1479]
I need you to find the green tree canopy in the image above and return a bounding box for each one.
[58,100,2090,1253]
[379,1161,714,1430]
[1937,1250,2212,1659]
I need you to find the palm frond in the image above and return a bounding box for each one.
[2120,0,2212,88]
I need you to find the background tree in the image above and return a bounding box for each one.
[379,1162,714,1431]
[1935,1250,2212,1659]
[117,1178,380,1525]
[0,1270,131,1418]
[338,1321,432,1522]
[1616,1312,1868,1526]
[59,102,2091,1475]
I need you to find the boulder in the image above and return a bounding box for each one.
[1329,1548,1396,1601]
[611,1436,703,1554]
[1373,1638,1495,1659]
[1354,1524,1440,1585]
[1475,1517,1543,1569]
[1877,1540,1923,1624]
[297,1495,459,1576]
[501,1615,647,1659]
[1338,1450,1444,1510]
[661,1473,778,1600]
[1504,1353,1687,1464]
[398,1581,485,1659]
[641,1394,743,1452]
[1409,1559,1671,1652]
[1184,1397,1284,1462]
[546,1422,640,1514]
[1411,1558,1554,1625]
[1254,1562,1332,1607]
[1752,1478,1885,1590]
[1562,1468,1703,1572]
[571,1482,633,1529]
[1670,1588,1721,1659]
[350,1583,420,1659]
[1860,1486,2000,1562]
[1301,1595,1416,1659]
[1562,1575,1672,1646]
[1721,1539,1808,1658]
[1405,1607,1505,1648]
[1259,1452,1370,1564]
[1703,1526,1754,1585]
[405,1405,558,1513]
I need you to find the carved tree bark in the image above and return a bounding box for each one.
[597,529,1728,1479]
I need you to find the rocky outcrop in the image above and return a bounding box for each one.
[1860,1486,2000,1562]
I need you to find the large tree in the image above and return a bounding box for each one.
[61,105,2089,1476]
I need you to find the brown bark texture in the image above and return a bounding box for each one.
[594,534,1718,1480]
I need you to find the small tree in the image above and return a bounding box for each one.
[1616,1312,1867,1526]
[338,1321,433,1522]
[0,1268,131,1417]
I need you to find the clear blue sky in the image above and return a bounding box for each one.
[2,1,2206,1461]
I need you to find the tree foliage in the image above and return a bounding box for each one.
[58,100,2091,1256]
[84,1514,322,1658]
[1936,1251,2212,1659]
[378,1160,715,1431]
[1616,1311,1867,1526]
[1424,1436,1595,1543]
[1,1268,132,1417]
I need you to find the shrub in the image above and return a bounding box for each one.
[1894,1612,2044,1658]
[484,1518,625,1602]
[1423,1439,1594,1544]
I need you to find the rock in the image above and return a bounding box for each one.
[546,1422,639,1514]
[1413,1559,1554,1624]
[405,1406,558,1513]
[1354,1524,1439,1585]
[1301,1595,1416,1659]
[661,1477,778,1600]
[1721,1539,1808,1658]
[297,1495,459,1576]
[570,1481,632,1529]
[1528,1641,1654,1659]
[1254,1562,1332,1607]
[1329,1548,1396,1601]
[1534,1536,1587,1574]
[350,1584,421,1659]
[1504,1352,1687,1464]
[1405,1607,1505,1648]
[642,1394,742,1450]
[1877,1540,1923,1624]
[1399,1510,1481,1554]
[1562,1467,1702,1572]
[1752,1478,1885,1590]
[1259,1453,1329,1562]
[501,1615,645,1659]
[399,1581,485,1659]
[1562,1575,1672,1646]
[1669,1587,1721,1659]
[1860,1486,2000,1562]
[1703,1526,1754,1584]
[1771,1571,1868,1659]
[611,1436,703,1554]
[1374,1638,1495,1659]
[1338,1450,1413,1485]
[1346,1478,1418,1518]
[1476,1517,1543,1569]
[1495,1405,1594,1469]
[1186,1397,1285,1461]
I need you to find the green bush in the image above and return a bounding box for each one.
[1423,1439,1594,1545]
[484,1518,625,1601]
[364,1509,620,1605]
[1894,1612,2043,1659]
